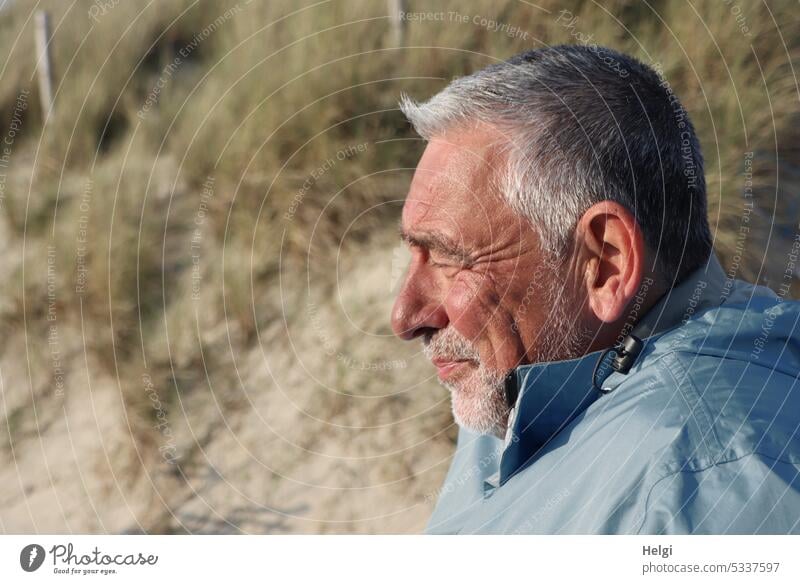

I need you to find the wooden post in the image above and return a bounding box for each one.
[35,10,54,121]
[388,0,406,47]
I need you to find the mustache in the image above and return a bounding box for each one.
[422,328,480,362]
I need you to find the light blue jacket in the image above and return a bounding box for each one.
[427,255,800,534]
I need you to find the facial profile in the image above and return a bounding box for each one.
[391,125,594,437]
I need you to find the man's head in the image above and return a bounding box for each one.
[391,45,712,437]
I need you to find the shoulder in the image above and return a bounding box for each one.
[607,298,800,533]
[648,298,800,465]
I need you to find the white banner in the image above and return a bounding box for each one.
[1,535,798,583]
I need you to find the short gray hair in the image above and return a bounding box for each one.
[400,45,712,284]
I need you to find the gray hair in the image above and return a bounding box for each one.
[400,45,712,284]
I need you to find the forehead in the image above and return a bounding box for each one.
[401,126,511,240]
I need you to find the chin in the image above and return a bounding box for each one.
[449,385,509,438]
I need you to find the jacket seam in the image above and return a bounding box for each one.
[659,352,725,461]
[669,347,800,378]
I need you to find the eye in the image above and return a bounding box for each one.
[428,255,452,268]
[428,257,463,276]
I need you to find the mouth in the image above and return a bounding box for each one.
[430,358,473,381]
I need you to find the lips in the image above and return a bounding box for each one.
[431,357,473,381]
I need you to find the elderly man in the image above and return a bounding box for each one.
[391,45,800,534]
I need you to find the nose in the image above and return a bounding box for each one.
[391,261,449,341]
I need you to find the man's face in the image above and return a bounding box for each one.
[391,126,589,437]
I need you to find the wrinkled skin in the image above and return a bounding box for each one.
[390,124,589,436]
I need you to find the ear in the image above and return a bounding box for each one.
[577,201,645,323]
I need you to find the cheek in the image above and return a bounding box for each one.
[444,272,505,341]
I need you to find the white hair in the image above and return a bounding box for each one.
[400,45,712,282]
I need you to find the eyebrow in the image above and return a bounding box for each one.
[398,225,473,264]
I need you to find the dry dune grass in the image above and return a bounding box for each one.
[0,0,798,533]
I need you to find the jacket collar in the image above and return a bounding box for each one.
[494,254,731,488]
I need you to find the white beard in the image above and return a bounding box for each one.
[423,280,592,438]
